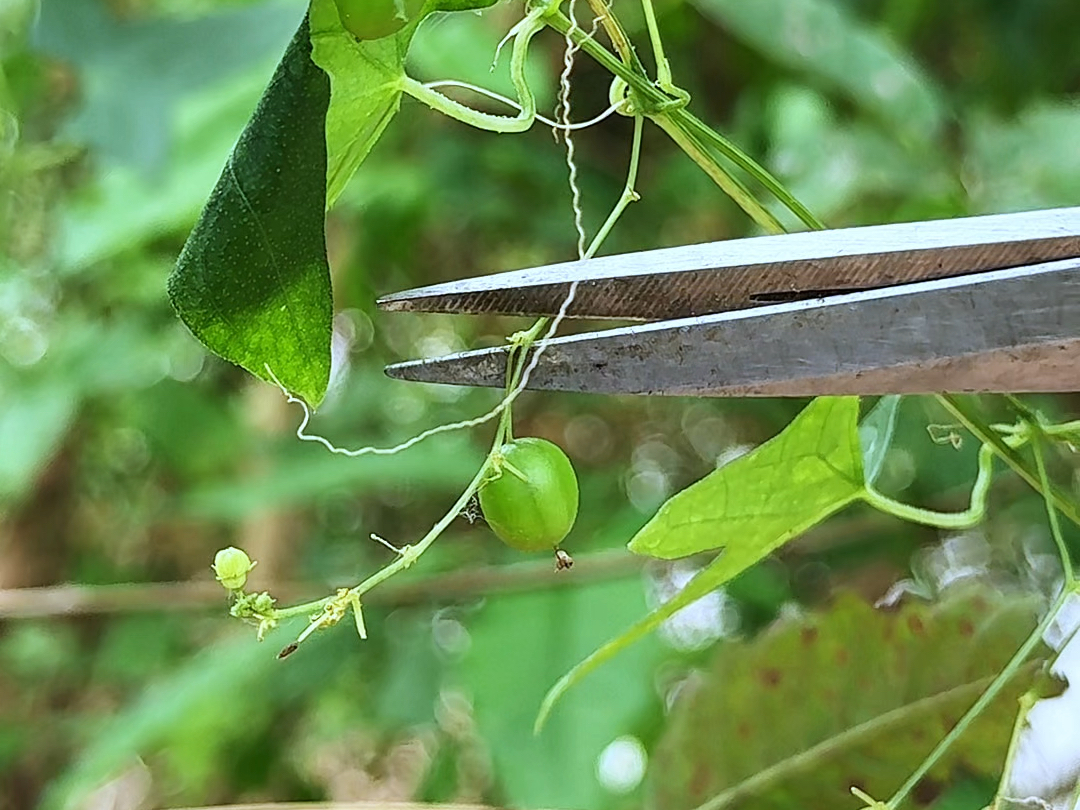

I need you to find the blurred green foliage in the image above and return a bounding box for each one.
[1,1,1079,809]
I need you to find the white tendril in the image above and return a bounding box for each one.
[558,0,587,259]
[264,279,578,459]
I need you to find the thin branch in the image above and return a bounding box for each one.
[163,802,522,810]
[0,550,644,619]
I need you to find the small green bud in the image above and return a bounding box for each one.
[213,546,254,591]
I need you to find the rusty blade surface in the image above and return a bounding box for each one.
[377,207,1080,321]
[384,258,1080,396]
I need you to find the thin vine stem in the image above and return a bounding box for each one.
[639,0,674,90]
[936,395,1080,529]
[275,459,494,620]
[862,443,993,530]
[994,687,1042,809]
[264,6,652,644]
[400,2,546,133]
[1031,426,1076,585]
[542,9,824,231]
[585,113,644,256]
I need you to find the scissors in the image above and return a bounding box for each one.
[376,207,1080,397]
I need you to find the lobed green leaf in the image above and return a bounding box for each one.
[630,396,864,559]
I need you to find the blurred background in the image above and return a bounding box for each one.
[2,0,1080,808]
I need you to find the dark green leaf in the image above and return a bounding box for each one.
[650,589,1043,810]
[168,14,333,406]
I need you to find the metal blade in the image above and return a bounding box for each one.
[377,207,1080,321]
[384,257,1080,396]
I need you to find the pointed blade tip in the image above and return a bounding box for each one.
[383,359,423,382]
[384,358,490,388]
[375,292,415,312]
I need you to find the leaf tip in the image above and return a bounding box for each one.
[534,673,571,735]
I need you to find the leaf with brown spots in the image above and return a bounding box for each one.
[649,588,1048,810]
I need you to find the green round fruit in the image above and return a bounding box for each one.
[333,0,425,41]
[479,437,579,552]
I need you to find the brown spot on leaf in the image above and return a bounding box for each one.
[958,618,975,637]
[801,626,818,645]
[760,667,782,687]
[690,763,711,799]
[913,776,943,806]
[836,647,850,666]
[907,614,925,635]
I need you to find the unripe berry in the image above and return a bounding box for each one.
[213,547,255,591]
[479,438,579,552]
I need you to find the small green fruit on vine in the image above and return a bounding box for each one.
[213,546,254,591]
[479,437,579,553]
[333,0,425,41]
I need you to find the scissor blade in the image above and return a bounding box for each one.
[377,207,1080,321]
[385,258,1080,396]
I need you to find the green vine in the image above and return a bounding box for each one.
[208,4,1079,807]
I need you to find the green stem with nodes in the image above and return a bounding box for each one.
[542,10,825,232]
[863,443,993,530]
[276,458,495,622]
[585,114,644,257]
[265,22,650,646]
[404,1,822,232]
